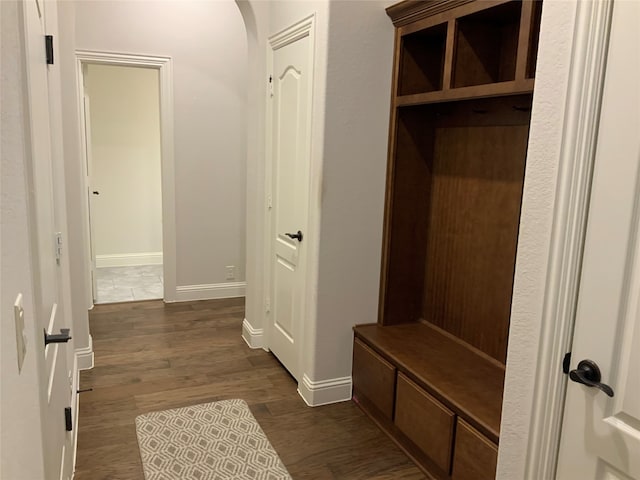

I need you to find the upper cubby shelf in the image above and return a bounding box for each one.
[453,1,521,88]
[393,0,542,104]
[397,22,447,95]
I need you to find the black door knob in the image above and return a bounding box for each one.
[92,191,100,195]
[285,231,303,242]
[569,359,614,397]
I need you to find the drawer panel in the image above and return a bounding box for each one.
[395,372,455,473]
[352,338,396,419]
[452,419,498,480]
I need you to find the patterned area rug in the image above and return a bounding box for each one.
[135,399,292,480]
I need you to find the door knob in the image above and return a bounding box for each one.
[44,328,72,346]
[569,359,614,397]
[285,231,303,242]
[92,191,100,195]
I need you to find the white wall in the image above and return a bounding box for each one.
[308,0,394,389]
[87,64,163,264]
[73,0,248,288]
[238,0,268,344]
[1,2,47,477]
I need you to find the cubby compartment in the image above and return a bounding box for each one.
[398,23,447,95]
[384,95,531,363]
[453,1,522,88]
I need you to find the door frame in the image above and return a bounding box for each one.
[75,50,177,302]
[501,1,614,478]
[263,14,317,380]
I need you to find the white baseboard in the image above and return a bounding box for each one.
[174,282,246,302]
[95,252,163,268]
[241,318,264,349]
[298,374,352,406]
[76,335,94,370]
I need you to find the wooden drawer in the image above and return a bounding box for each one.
[452,419,498,480]
[394,372,455,473]
[352,338,396,419]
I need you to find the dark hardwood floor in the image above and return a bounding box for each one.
[75,298,425,479]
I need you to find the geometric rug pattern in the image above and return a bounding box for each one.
[135,399,292,480]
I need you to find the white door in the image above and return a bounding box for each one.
[556,2,640,479]
[82,89,99,301]
[23,1,75,478]
[267,17,314,381]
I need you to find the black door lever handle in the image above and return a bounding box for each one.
[285,231,303,242]
[569,359,614,397]
[44,328,72,346]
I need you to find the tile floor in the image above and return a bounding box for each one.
[95,265,163,304]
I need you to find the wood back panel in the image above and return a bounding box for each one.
[423,97,529,362]
[382,95,530,363]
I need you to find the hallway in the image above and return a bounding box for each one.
[74,299,425,479]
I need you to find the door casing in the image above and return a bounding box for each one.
[499,1,615,478]
[75,51,177,303]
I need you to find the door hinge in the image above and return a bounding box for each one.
[45,35,54,65]
[265,297,271,313]
[55,232,63,265]
[267,195,272,210]
[268,75,274,97]
[64,407,72,431]
[562,351,571,374]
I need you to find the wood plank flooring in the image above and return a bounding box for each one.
[75,298,425,479]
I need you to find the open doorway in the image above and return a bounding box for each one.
[85,63,162,303]
[78,51,176,305]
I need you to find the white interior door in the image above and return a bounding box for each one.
[82,88,98,301]
[267,18,314,381]
[23,1,74,478]
[556,2,640,478]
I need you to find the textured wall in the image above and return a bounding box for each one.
[498,1,579,478]
[311,0,394,383]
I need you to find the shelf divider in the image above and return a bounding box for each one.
[441,19,457,91]
[515,0,537,81]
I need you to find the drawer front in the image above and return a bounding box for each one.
[452,419,498,480]
[352,338,396,419]
[395,372,455,473]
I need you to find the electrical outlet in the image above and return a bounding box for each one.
[14,294,26,373]
[225,265,235,280]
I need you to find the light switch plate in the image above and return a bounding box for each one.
[14,293,26,373]
[225,265,235,280]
